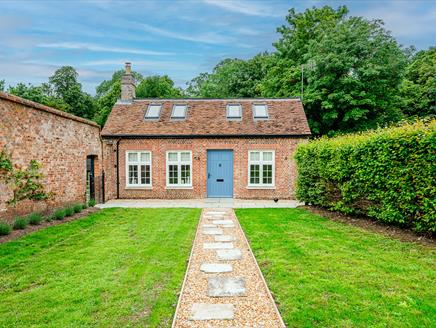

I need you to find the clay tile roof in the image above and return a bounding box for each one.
[101,98,311,138]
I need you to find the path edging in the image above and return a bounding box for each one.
[232,208,287,327]
[171,208,204,328]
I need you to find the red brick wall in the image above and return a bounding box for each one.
[0,93,102,222]
[103,137,307,200]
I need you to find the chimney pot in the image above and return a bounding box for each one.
[125,62,132,74]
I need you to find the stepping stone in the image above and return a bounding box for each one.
[190,303,234,320]
[222,224,235,228]
[215,235,236,242]
[207,211,227,215]
[208,276,246,297]
[202,224,217,228]
[200,263,233,273]
[212,220,233,225]
[203,242,234,250]
[217,249,242,261]
[203,228,223,235]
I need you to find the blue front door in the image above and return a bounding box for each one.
[207,150,233,198]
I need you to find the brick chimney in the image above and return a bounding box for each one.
[121,62,135,102]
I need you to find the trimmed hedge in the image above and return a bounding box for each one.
[295,120,436,233]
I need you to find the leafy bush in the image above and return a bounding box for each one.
[52,209,66,220]
[0,222,11,235]
[13,217,28,230]
[73,204,83,213]
[28,213,43,225]
[65,207,75,217]
[88,199,96,207]
[295,119,436,233]
[82,202,88,210]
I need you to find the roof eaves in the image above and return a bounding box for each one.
[101,133,311,139]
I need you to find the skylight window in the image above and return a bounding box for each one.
[171,104,188,119]
[145,104,162,119]
[227,104,242,119]
[253,104,268,119]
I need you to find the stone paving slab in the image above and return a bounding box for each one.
[208,277,246,297]
[203,242,234,250]
[212,220,233,225]
[200,263,233,273]
[97,198,302,209]
[190,303,234,320]
[202,228,223,235]
[215,235,236,242]
[216,249,242,261]
[202,224,217,228]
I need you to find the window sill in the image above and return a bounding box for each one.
[166,186,193,190]
[246,185,276,190]
[125,186,153,190]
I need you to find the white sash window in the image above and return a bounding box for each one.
[126,151,152,187]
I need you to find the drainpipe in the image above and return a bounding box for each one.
[116,138,121,199]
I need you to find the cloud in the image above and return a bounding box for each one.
[202,0,281,17]
[37,42,172,56]
[82,59,199,71]
[135,22,234,45]
[358,2,436,37]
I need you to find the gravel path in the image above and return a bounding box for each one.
[172,208,285,327]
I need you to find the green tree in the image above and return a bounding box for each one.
[7,83,68,110]
[136,75,183,98]
[186,53,270,98]
[49,66,96,119]
[400,47,436,117]
[262,6,407,135]
[0,79,5,92]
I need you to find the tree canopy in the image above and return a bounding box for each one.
[188,5,414,136]
[400,47,436,117]
[2,5,434,134]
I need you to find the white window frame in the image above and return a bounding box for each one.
[166,150,193,188]
[171,104,188,119]
[226,103,242,120]
[247,150,275,188]
[252,103,269,119]
[125,151,152,188]
[144,103,162,120]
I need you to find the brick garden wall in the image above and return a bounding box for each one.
[0,93,102,222]
[103,137,306,200]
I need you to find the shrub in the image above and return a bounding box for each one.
[28,213,43,225]
[13,217,28,230]
[82,202,88,210]
[88,199,96,207]
[52,209,66,220]
[295,119,436,234]
[65,206,75,217]
[0,222,12,235]
[73,204,83,213]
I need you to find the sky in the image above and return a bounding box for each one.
[0,0,435,94]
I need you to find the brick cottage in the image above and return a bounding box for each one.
[101,63,311,200]
[0,63,311,220]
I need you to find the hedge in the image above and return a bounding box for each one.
[295,119,436,233]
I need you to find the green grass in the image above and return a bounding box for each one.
[236,208,436,328]
[0,208,200,327]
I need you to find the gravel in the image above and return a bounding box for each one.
[172,208,285,327]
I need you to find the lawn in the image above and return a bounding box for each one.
[236,208,435,328]
[0,208,200,327]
